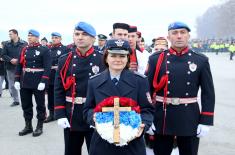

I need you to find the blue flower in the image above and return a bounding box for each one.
[95,111,141,129]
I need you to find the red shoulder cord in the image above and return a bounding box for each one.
[152,51,169,134]
[20,46,27,68]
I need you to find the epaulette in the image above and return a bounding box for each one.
[90,73,101,79]
[134,71,146,78]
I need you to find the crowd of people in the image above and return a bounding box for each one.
[190,38,235,60]
[0,21,216,155]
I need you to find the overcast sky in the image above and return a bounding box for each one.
[0,0,222,45]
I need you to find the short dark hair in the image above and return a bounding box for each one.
[9,29,18,35]
[103,49,130,69]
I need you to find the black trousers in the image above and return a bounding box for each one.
[153,134,200,155]
[47,85,54,112]
[64,128,93,155]
[20,88,46,121]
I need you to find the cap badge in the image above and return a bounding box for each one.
[115,40,124,47]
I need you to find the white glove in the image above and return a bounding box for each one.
[197,124,210,138]
[14,82,21,90]
[57,118,70,129]
[37,83,45,91]
[146,123,156,135]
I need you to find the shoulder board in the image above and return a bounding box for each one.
[90,73,101,79]
[191,50,208,59]
[134,71,146,78]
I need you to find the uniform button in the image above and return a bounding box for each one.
[73,74,75,76]
[34,55,36,57]
[167,53,170,56]
[167,61,170,64]
[24,55,26,56]
[33,61,35,62]
[186,93,189,96]
[187,82,190,85]
[166,71,170,74]
[93,54,96,56]
[74,83,76,85]
[168,81,170,84]
[188,53,192,56]
[167,91,170,94]
[90,63,93,66]
[89,73,91,76]
[33,66,35,68]
[188,61,191,64]
[74,56,76,58]
[73,64,76,66]
[187,71,191,74]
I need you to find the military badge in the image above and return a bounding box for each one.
[189,63,197,72]
[92,65,99,74]
[115,40,124,47]
[94,97,141,146]
[35,50,40,56]
[57,50,61,55]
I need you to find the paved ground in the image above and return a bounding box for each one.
[0,52,234,155]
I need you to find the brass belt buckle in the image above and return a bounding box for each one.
[171,98,180,105]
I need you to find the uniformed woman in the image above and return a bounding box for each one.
[83,39,154,155]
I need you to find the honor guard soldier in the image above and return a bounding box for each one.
[14,29,51,137]
[94,34,107,54]
[54,22,105,155]
[146,22,215,155]
[44,32,68,123]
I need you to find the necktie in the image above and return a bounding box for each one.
[112,78,118,85]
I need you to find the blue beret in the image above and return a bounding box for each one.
[75,22,96,37]
[105,39,130,54]
[51,32,62,37]
[28,29,40,37]
[168,21,191,32]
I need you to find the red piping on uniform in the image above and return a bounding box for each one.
[169,47,189,56]
[42,76,49,79]
[76,47,94,57]
[54,106,65,110]
[201,112,214,116]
